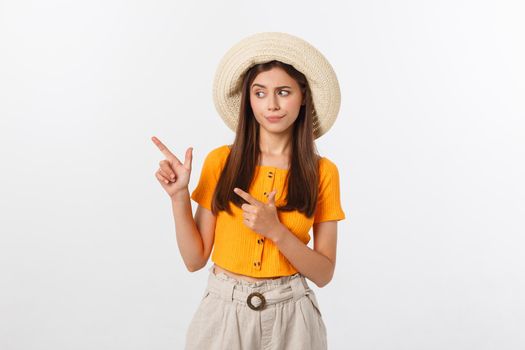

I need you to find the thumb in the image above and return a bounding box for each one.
[267,189,277,206]
[184,147,193,170]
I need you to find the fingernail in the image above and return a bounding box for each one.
[171,175,175,179]
[165,180,169,184]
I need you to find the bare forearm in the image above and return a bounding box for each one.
[272,224,334,288]
[170,190,204,271]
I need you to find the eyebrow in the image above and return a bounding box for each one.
[251,84,292,90]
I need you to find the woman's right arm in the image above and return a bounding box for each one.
[151,136,215,272]
[171,191,216,272]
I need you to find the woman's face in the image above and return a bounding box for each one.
[249,66,304,136]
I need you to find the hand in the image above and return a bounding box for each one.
[233,187,283,240]
[151,136,193,198]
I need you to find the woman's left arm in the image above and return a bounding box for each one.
[233,187,340,288]
[272,221,337,288]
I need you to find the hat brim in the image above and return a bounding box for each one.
[212,32,341,139]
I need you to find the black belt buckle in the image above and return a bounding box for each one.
[247,292,266,311]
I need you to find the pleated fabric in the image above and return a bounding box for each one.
[184,265,327,350]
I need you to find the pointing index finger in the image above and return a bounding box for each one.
[233,188,261,206]
[151,136,181,164]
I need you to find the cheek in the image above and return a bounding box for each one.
[283,97,302,113]
[250,97,263,114]
[249,100,265,124]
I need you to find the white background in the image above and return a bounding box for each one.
[1,0,524,349]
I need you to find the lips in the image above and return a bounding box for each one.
[266,115,284,123]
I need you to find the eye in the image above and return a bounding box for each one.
[254,90,290,98]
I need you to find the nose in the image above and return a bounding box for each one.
[267,94,280,111]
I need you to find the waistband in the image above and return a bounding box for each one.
[204,265,313,311]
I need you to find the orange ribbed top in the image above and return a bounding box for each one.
[190,145,346,278]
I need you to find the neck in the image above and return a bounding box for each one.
[258,128,292,156]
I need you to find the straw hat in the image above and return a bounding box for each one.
[212,32,341,139]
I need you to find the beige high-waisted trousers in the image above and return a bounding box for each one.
[184,265,327,350]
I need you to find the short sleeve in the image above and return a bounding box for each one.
[190,145,229,211]
[313,158,346,223]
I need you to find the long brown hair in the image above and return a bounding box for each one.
[211,60,321,217]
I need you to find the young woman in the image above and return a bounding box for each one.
[152,32,345,350]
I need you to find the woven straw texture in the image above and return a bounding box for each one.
[212,32,341,139]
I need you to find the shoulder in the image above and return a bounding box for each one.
[206,144,231,159]
[202,144,231,166]
[318,156,340,176]
[316,156,343,194]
